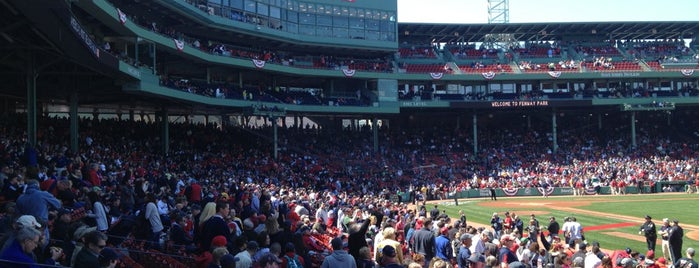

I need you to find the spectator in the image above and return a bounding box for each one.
[0,227,42,267]
[258,253,282,268]
[144,193,165,249]
[281,242,305,268]
[201,201,232,251]
[98,248,120,268]
[413,218,437,266]
[73,230,108,268]
[321,237,357,268]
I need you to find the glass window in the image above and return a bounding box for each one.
[333,6,341,16]
[299,13,315,24]
[307,3,315,13]
[257,3,268,16]
[285,22,298,33]
[364,10,372,19]
[366,31,380,41]
[208,0,222,6]
[333,27,348,39]
[349,28,364,39]
[349,18,363,29]
[244,0,256,12]
[287,10,298,23]
[288,0,296,11]
[388,12,396,21]
[365,19,379,31]
[317,26,332,37]
[299,24,315,35]
[383,31,395,41]
[317,15,332,26]
[333,16,348,27]
[349,8,356,17]
[380,21,391,32]
[357,8,364,18]
[317,4,326,14]
[270,6,281,18]
[299,2,306,12]
[230,0,243,9]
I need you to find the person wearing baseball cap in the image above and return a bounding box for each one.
[498,235,519,268]
[673,248,697,268]
[435,226,453,262]
[639,215,657,253]
[379,245,402,268]
[457,234,474,268]
[668,219,683,264]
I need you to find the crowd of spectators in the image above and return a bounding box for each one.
[158,76,370,106]
[0,108,698,267]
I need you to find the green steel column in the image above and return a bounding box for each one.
[151,43,156,74]
[472,113,478,155]
[273,117,278,159]
[552,110,558,153]
[631,112,637,149]
[26,54,37,146]
[161,109,169,155]
[69,91,79,153]
[373,117,378,153]
[134,38,139,65]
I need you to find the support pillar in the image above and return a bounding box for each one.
[273,117,278,159]
[373,117,379,153]
[151,43,156,74]
[472,113,478,155]
[134,37,139,64]
[598,113,602,130]
[69,91,79,153]
[552,110,558,153]
[129,106,135,121]
[526,115,531,129]
[631,112,637,149]
[161,109,169,155]
[206,67,211,84]
[456,115,461,130]
[26,54,38,146]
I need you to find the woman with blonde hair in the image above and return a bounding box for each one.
[199,202,217,227]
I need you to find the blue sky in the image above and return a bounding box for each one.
[397,0,699,23]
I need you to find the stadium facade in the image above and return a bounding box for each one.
[1,0,699,154]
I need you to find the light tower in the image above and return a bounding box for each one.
[484,0,517,49]
[487,0,509,24]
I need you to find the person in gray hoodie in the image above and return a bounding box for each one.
[321,237,357,268]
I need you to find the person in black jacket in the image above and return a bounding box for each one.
[201,201,232,251]
[412,218,436,267]
[669,219,684,264]
[639,215,657,252]
[170,213,196,251]
[548,216,560,242]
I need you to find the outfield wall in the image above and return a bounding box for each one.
[398,182,688,202]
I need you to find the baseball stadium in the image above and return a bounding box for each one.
[0,0,698,267]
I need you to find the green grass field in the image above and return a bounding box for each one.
[436,193,699,254]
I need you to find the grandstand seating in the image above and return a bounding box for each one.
[398,47,437,58]
[458,63,513,73]
[404,63,449,73]
[583,61,641,71]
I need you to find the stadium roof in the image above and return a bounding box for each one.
[398,21,699,44]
